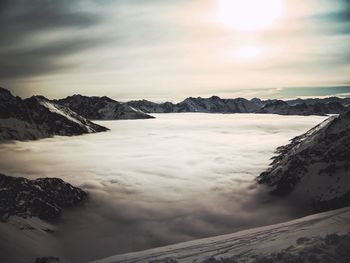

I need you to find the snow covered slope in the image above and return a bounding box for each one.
[92,207,350,263]
[0,88,108,141]
[56,95,154,120]
[257,106,350,210]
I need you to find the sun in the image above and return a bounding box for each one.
[217,0,283,31]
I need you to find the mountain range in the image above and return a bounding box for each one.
[4,86,350,142]
[127,96,350,115]
[1,87,350,262]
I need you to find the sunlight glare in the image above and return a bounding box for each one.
[234,46,262,61]
[217,0,283,31]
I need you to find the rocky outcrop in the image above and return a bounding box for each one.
[0,173,87,221]
[257,107,350,210]
[56,95,154,120]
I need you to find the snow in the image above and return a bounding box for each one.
[92,207,350,263]
[38,99,94,133]
[0,216,64,263]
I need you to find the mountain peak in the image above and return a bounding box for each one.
[0,87,14,100]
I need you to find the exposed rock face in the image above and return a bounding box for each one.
[259,100,345,116]
[257,107,350,210]
[0,173,87,221]
[0,88,108,141]
[56,95,154,120]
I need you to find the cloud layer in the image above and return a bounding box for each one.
[0,113,327,261]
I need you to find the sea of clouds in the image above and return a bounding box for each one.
[0,113,327,262]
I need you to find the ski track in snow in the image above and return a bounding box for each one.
[93,207,350,263]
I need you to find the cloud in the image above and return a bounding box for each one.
[1,0,350,101]
[313,0,350,23]
[0,114,327,261]
[0,0,105,80]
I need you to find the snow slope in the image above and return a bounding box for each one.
[92,207,350,263]
[0,216,64,263]
[257,107,350,210]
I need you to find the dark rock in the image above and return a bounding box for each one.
[35,257,61,263]
[0,173,87,221]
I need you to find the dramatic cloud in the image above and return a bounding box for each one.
[0,0,349,99]
[0,114,327,261]
[0,0,105,79]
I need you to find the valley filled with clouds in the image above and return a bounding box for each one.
[0,113,326,261]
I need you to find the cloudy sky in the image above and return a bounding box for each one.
[1,0,350,100]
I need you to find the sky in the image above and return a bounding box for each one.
[0,0,350,100]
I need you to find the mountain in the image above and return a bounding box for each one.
[258,100,345,116]
[0,173,87,221]
[0,88,108,141]
[0,173,87,263]
[286,97,350,106]
[176,96,260,113]
[56,95,154,120]
[128,96,261,114]
[128,96,349,116]
[257,106,350,210]
[127,99,175,113]
[92,207,350,263]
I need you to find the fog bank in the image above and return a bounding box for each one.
[0,113,327,262]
